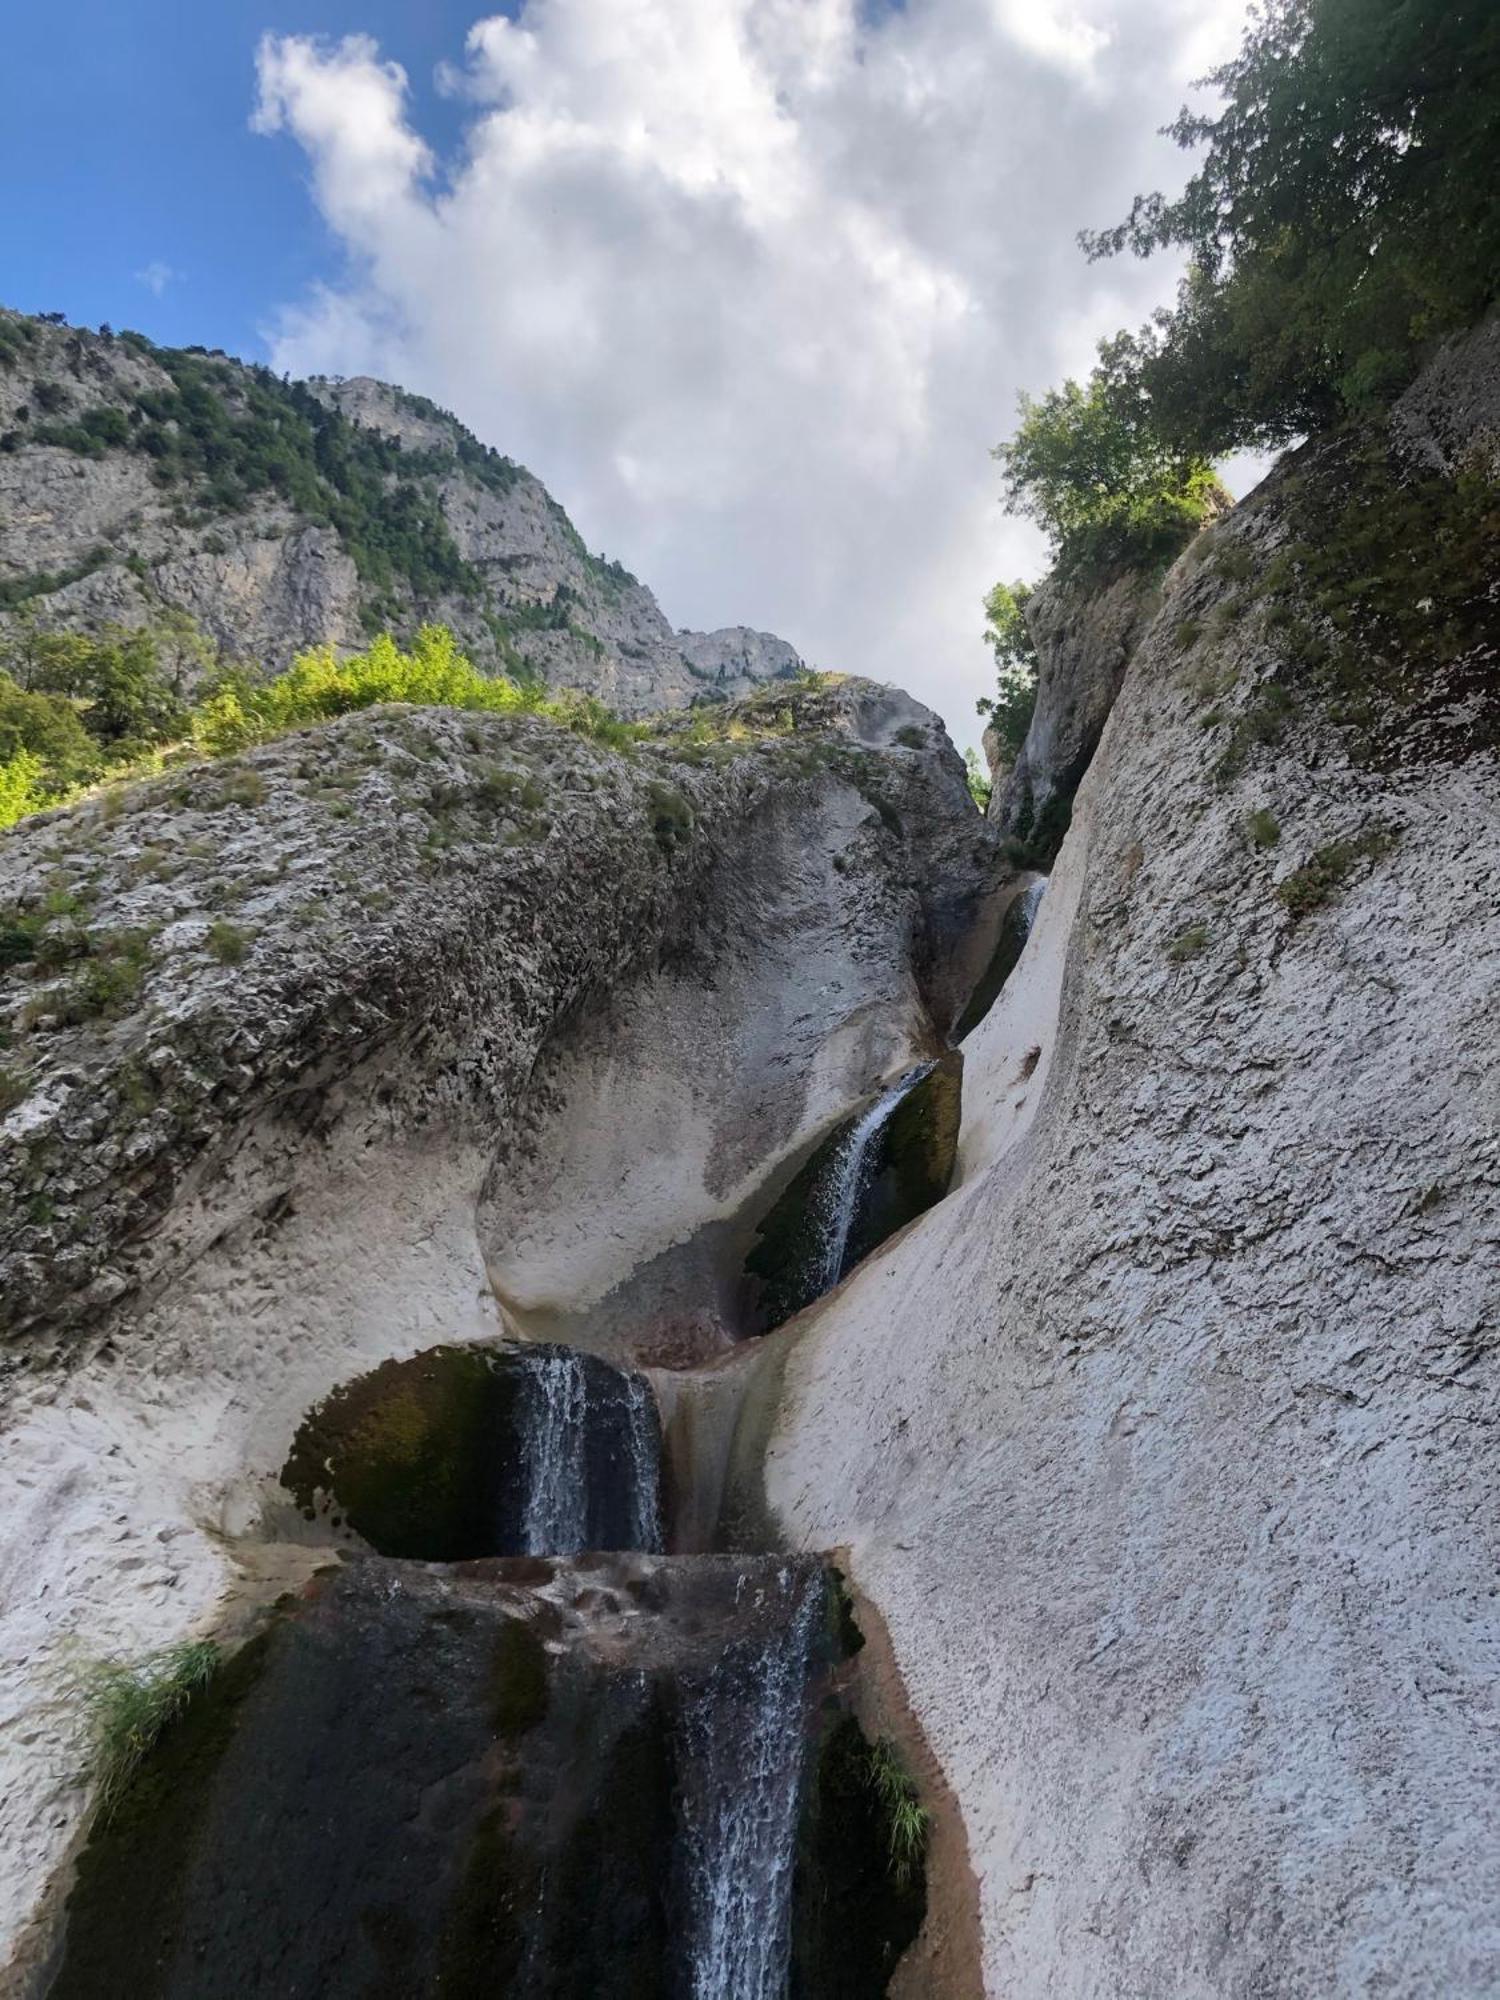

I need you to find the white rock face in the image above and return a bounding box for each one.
[768,334,1500,1994]
[0,676,996,1978]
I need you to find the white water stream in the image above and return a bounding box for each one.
[675,1563,823,1999]
[810,1063,935,1292]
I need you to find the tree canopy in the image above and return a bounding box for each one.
[994,376,1220,579]
[1081,0,1500,453]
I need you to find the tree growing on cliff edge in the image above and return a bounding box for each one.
[1080,0,1500,452]
[976,579,1039,760]
[994,375,1220,580]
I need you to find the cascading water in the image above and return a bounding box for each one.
[518,1347,591,1554]
[809,1063,936,1292]
[514,1345,665,1557]
[674,1563,823,1999]
[623,1368,666,1554]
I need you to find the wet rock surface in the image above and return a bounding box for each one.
[47,1554,918,2000]
[744,1053,962,1334]
[280,1342,663,1560]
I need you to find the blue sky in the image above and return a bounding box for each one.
[3,0,1253,741]
[1,1,492,358]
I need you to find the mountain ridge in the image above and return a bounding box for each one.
[0,309,803,714]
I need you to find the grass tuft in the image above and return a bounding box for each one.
[69,1639,220,1821]
[865,1737,930,1888]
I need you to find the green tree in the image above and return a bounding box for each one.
[976,580,1039,760]
[0,674,105,792]
[31,626,188,753]
[1081,0,1500,452]
[995,375,1220,578]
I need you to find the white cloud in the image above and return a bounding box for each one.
[253,0,1252,748]
[135,260,181,297]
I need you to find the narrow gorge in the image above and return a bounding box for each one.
[1,311,1496,1998]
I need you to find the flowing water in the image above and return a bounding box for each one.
[675,1563,824,1999]
[514,1345,665,1557]
[810,1063,936,1292]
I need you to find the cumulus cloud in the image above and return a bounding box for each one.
[253,0,1252,744]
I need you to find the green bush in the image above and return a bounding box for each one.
[1081,0,1500,453]
[205,919,249,965]
[864,1738,930,1889]
[1276,826,1399,920]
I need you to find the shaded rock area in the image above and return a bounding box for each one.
[280,1342,662,1560]
[47,1554,924,2000]
[744,1053,961,1334]
[950,874,1045,1043]
[986,564,1161,857]
[791,1717,928,2000]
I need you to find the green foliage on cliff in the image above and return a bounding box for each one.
[193,625,642,755]
[995,376,1221,578]
[976,579,1040,756]
[0,618,206,825]
[1080,0,1500,453]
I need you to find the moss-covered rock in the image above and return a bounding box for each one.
[744,1053,962,1333]
[789,1715,929,1998]
[280,1341,662,1560]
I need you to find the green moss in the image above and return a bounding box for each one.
[1276,824,1400,921]
[1165,921,1210,962]
[893,724,927,750]
[0,1064,29,1114]
[1245,807,1281,849]
[281,1347,512,1560]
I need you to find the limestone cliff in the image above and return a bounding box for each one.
[985,562,1160,857]
[768,320,1500,1993]
[0,310,802,712]
[0,672,997,1979]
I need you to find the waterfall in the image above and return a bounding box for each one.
[675,1563,822,1999]
[1018,873,1046,937]
[518,1348,591,1555]
[623,1367,666,1555]
[514,1346,664,1558]
[810,1064,935,1293]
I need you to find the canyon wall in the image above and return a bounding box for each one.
[768,323,1500,1994]
[0,673,996,1982]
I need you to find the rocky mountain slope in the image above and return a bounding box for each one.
[0,310,802,712]
[768,315,1500,1993]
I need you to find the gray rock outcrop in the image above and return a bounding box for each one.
[0,312,803,713]
[0,672,996,1979]
[986,562,1160,854]
[769,321,1500,1994]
